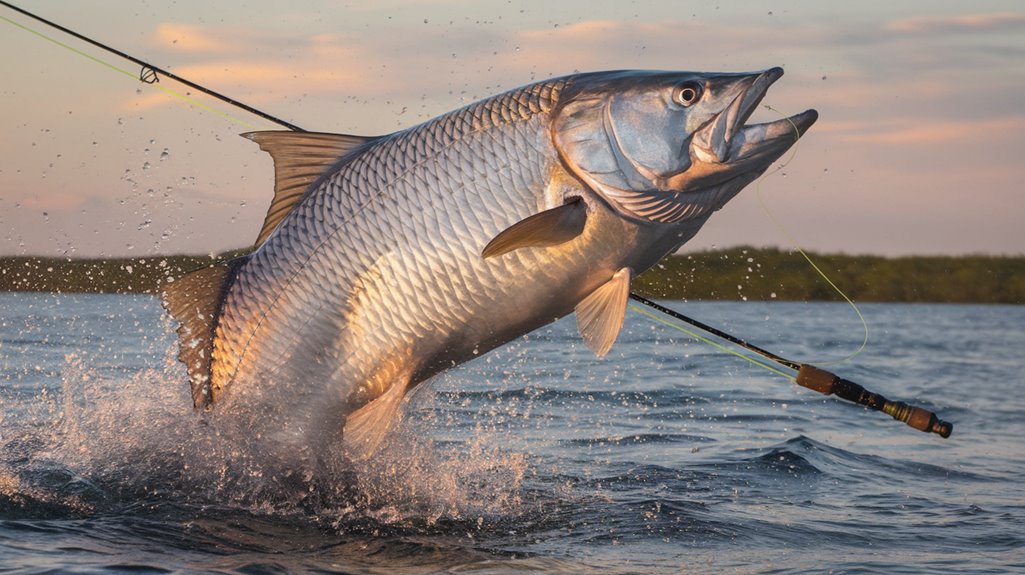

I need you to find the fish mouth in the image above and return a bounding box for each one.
[552,67,817,225]
[672,67,818,190]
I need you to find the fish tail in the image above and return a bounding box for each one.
[161,257,247,408]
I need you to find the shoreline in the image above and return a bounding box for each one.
[2,247,1023,304]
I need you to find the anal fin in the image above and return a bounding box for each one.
[575,267,633,357]
[161,258,246,408]
[481,198,586,259]
[343,379,409,461]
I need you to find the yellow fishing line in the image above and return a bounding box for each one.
[1,13,263,130]
[629,304,795,381]
[751,105,870,366]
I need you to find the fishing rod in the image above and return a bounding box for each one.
[0,0,302,131]
[3,2,953,439]
[629,294,951,438]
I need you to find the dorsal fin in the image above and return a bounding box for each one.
[161,258,246,408]
[242,131,379,247]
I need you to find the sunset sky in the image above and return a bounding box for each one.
[1,0,1022,257]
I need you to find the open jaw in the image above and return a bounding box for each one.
[607,69,818,224]
[724,108,819,170]
[565,68,820,225]
[678,67,818,190]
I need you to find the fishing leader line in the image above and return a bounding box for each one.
[625,109,943,435]
[1,1,952,438]
[753,105,870,367]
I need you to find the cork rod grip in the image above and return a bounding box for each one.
[796,364,952,438]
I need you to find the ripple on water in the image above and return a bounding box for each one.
[0,296,1023,574]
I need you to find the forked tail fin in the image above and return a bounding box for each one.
[161,258,247,408]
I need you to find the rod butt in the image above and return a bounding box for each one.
[796,364,952,438]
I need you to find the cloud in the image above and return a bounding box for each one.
[153,23,246,54]
[173,61,365,90]
[511,18,823,72]
[141,17,826,104]
[520,19,656,42]
[833,117,1025,145]
[145,22,486,97]
[130,15,1022,148]
[15,193,87,212]
[885,12,1025,34]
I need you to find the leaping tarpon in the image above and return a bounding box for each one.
[162,68,817,460]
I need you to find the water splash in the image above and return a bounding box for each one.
[0,348,534,531]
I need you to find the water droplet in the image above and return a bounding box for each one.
[160,148,170,161]
[142,161,151,170]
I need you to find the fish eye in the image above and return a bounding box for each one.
[673,82,703,107]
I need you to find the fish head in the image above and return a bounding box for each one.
[552,68,817,224]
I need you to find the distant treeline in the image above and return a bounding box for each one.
[632,248,1025,304]
[0,252,246,296]
[1,247,1023,304]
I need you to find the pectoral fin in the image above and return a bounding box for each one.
[481,198,586,259]
[575,267,633,357]
[343,379,408,461]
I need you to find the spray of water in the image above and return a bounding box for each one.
[0,344,535,531]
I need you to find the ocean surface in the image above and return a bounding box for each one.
[0,292,1022,574]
